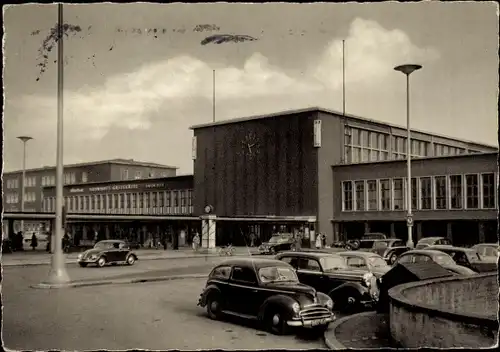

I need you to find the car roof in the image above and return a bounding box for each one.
[338,251,381,258]
[97,240,124,243]
[216,257,291,270]
[427,245,476,253]
[401,249,453,256]
[472,243,499,247]
[418,237,446,242]
[277,251,342,259]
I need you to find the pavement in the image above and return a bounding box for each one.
[1,246,260,267]
[324,311,395,349]
[2,265,326,350]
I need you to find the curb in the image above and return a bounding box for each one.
[30,273,208,289]
[324,311,379,350]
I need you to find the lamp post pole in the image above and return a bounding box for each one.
[394,64,422,249]
[17,136,33,233]
[44,2,70,285]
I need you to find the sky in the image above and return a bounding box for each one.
[3,2,499,174]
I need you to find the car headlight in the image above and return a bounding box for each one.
[326,299,333,310]
[292,302,300,313]
[363,272,374,287]
[77,254,82,260]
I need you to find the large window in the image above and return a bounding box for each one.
[158,192,164,208]
[181,191,187,207]
[355,181,365,211]
[410,178,418,209]
[420,177,432,210]
[482,173,495,209]
[450,175,463,209]
[465,174,479,209]
[367,180,377,210]
[393,178,404,210]
[188,190,193,207]
[434,176,447,210]
[82,172,88,183]
[342,181,353,211]
[138,193,144,209]
[344,127,390,163]
[166,192,171,207]
[173,191,179,207]
[380,179,391,210]
[392,136,429,159]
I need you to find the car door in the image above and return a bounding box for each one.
[228,266,261,316]
[107,242,122,262]
[296,258,327,293]
[116,242,130,262]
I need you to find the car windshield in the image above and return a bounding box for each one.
[368,256,389,268]
[433,254,456,266]
[464,251,482,262]
[94,242,113,249]
[319,256,348,272]
[258,266,298,283]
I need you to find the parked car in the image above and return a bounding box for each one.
[124,240,142,250]
[275,251,378,313]
[415,237,452,249]
[197,258,335,335]
[346,237,409,265]
[258,233,297,255]
[427,245,498,273]
[337,251,391,278]
[472,243,499,259]
[77,240,138,267]
[394,249,476,276]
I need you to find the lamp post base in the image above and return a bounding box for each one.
[406,240,414,249]
[33,267,71,289]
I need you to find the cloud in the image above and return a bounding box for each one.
[7,17,441,172]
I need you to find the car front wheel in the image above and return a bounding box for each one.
[265,309,288,335]
[97,256,107,268]
[126,255,136,265]
[333,291,361,313]
[206,293,223,320]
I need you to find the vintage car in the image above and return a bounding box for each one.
[415,236,452,249]
[197,258,335,335]
[427,245,498,273]
[472,243,499,259]
[346,237,409,265]
[77,240,138,267]
[258,233,297,255]
[275,251,379,313]
[394,249,476,276]
[337,251,391,278]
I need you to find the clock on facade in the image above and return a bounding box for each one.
[241,132,260,159]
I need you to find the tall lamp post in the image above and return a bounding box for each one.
[43,2,70,286]
[17,136,33,233]
[394,64,422,249]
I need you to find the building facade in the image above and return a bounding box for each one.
[190,107,497,245]
[2,158,177,234]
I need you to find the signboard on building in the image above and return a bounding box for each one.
[313,119,322,148]
[67,182,167,195]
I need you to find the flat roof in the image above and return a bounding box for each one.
[42,174,194,190]
[3,158,178,174]
[189,106,498,150]
[331,151,498,169]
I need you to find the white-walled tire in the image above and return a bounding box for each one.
[97,256,107,268]
[127,255,136,265]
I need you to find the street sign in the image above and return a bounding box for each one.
[406,216,413,227]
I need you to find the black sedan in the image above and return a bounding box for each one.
[394,249,476,276]
[197,258,335,335]
[275,251,379,313]
[77,240,138,268]
[337,251,391,278]
[427,245,497,273]
[258,234,297,255]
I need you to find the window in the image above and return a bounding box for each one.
[393,178,404,210]
[297,258,321,272]
[166,192,171,207]
[434,176,447,210]
[120,193,125,209]
[420,177,432,210]
[122,169,129,180]
[345,256,367,269]
[231,266,257,283]
[138,193,144,209]
[7,178,19,189]
[355,181,365,211]
[342,181,353,211]
[367,180,377,210]
[410,178,418,210]
[114,194,119,209]
[173,191,179,207]
[158,192,164,208]
[181,191,186,207]
[89,195,94,211]
[131,193,136,209]
[96,195,101,210]
[380,179,390,210]
[482,173,495,209]
[210,266,232,279]
[466,174,479,209]
[144,193,150,209]
[279,257,295,266]
[135,171,142,180]
[450,175,463,209]
[188,190,193,207]
[397,254,413,264]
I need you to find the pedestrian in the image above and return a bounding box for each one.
[322,233,327,248]
[192,232,200,252]
[315,233,322,249]
[250,232,255,247]
[30,233,38,251]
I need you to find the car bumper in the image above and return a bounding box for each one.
[286,314,335,327]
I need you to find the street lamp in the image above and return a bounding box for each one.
[394,64,422,249]
[17,136,33,233]
[42,3,70,286]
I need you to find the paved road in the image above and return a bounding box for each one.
[3,274,326,350]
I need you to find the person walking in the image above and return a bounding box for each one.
[315,233,322,249]
[30,233,38,251]
[192,232,200,252]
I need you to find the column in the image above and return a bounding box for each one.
[446,222,453,243]
[390,223,396,238]
[478,222,485,243]
[201,215,217,249]
[332,222,340,244]
[416,222,423,242]
[82,225,88,241]
[364,222,370,235]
